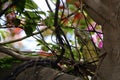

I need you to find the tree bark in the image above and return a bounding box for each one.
[14,66,82,80]
[84,0,120,80]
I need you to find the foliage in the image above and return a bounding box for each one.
[0,0,103,79]
[0,57,22,69]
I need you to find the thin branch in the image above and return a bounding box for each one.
[0,46,40,61]
[61,7,81,21]
[0,27,48,45]
[54,0,65,63]
[45,0,53,12]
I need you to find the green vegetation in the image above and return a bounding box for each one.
[0,57,22,69]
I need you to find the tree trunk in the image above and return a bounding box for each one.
[84,0,120,80]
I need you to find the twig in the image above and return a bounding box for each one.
[0,27,48,45]
[45,0,53,12]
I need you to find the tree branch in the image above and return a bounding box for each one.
[83,0,118,27]
[45,0,53,12]
[0,46,40,61]
[0,27,48,45]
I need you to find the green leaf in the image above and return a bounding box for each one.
[23,11,39,36]
[44,12,54,27]
[25,0,38,9]
[37,11,46,16]
[13,18,20,27]
[13,0,26,13]
[24,25,33,36]
[23,11,41,20]
[24,19,37,36]
[0,30,9,40]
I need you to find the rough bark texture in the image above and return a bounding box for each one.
[84,0,120,80]
[14,66,82,80]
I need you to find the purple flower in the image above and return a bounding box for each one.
[98,41,103,49]
[86,22,103,49]
[87,22,96,31]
